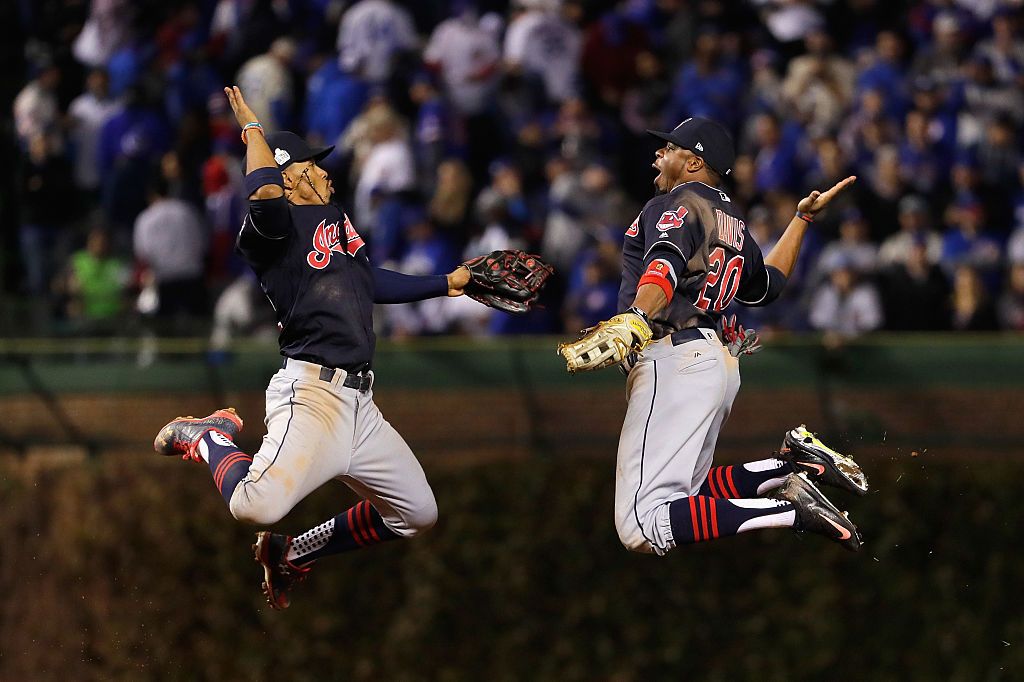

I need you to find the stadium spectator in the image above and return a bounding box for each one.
[235,38,297,132]
[337,0,419,85]
[911,12,969,88]
[580,5,652,108]
[408,70,455,194]
[13,58,61,147]
[132,177,208,327]
[879,195,944,266]
[563,230,622,331]
[72,0,131,69]
[781,28,855,133]
[504,0,583,104]
[63,227,130,332]
[998,262,1024,331]
[351,104,416,231]
[18,134,75,297]
[899,109,944,197]
[429,159,474,240]
[808,256,884,338]
[951,264,999,331]
[304,54,370,152]
[666,27,743,131]
[68,68,118,199]
[940,196,1002,288]
[975,7,1024,87]
[879,237,951,331]
[810,208,877,285]
[424,4,502,116]
[542,158,631,273]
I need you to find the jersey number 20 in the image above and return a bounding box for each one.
[696,247,744,312]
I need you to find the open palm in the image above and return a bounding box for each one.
[797,175,857,216]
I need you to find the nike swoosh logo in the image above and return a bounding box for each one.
[800,462,826,475]
[822,515,852,540]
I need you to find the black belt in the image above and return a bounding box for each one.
[281,358,373,392]
[670,328,717,345]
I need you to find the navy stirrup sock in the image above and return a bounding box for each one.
[200,430,253,504]
[700,459,790,498]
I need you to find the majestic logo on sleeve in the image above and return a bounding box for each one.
[656,207,688,232]
[306,214,366,269]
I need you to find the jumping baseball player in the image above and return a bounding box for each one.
[153,87,549,610]
[558,117,869,555]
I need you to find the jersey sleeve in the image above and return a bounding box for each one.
[236,197,292,267]
[372,267,449,303]
[637,201,701,303]
[734,230,787,307]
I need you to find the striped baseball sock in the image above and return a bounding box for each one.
[286,500,399,566]
[669,496,796,544]
[197,430,253,504]
[699,458,790,498]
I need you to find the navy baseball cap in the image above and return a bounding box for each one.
[647,117,736,177]
[264,131,334,169]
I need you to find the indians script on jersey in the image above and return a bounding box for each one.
[307,214,366,269]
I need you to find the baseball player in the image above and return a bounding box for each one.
[151,87,548,610]
[558,117,869,555]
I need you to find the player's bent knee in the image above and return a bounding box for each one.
[229,494,290,526]
[615,520,654,554]
[390,495,438,538]
[407,497,439,535]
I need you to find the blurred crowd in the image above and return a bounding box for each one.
[9,0,1024,344]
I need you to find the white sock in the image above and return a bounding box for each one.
[743,458,790,495]
[287,518,336,562]
[732,498,797,532]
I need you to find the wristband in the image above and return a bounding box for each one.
[240,121,264,144]
[244,167,285,196]
[795,211,814,223]
[628,306,651,325]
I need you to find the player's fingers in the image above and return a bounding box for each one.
[820,175,857,201]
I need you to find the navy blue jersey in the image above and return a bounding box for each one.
[618,181,774,336]
[237,198,376,372]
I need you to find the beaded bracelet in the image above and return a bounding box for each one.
[240,121,264,144]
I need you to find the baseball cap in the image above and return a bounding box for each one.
[264,131,334,169]
[647,117,736,177]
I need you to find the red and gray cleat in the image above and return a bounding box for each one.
[777,424,869,497]
[253,531,312,610]
[153,408,244,462]
[771,472,863,552]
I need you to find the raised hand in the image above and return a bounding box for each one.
[797,175,857,217]
[223,86,259,129]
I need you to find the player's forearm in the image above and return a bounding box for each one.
[244,129,285,200]
[372,267,448,303]
[763,215,811,279]
[631,283,669,318]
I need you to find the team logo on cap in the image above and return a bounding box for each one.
[274,148,291,165]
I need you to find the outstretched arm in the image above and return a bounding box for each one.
[372,266,471,304]
[224,85,284,200]
[764,176,857,278]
